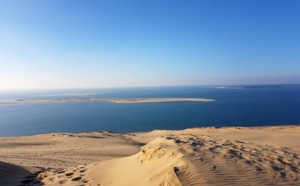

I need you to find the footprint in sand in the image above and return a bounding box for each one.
[56,170,65,174]
[66,172,74,177]
[256,166,263,171]
[71,176,82,181]
[271,165,284,172]
[280,171,287,178]
[59,179,67,184]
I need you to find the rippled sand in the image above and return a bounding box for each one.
[1,125,300,185]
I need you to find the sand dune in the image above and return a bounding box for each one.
[1,125,300,185]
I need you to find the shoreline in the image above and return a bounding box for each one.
[1,124,299,138]
[0,97,215,104]
[0,123,299,138]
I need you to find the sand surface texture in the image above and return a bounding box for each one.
[0,125,299,185]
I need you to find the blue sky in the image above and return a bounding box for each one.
[0,0,299,90]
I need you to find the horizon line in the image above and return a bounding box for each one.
[1,83,300,92]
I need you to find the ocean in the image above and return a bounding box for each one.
[0,85,300,137]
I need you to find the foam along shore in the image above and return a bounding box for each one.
[0,97,215,104]
[1,125,300,186]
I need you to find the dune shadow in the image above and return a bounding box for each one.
[132,141,147,146]
[0,161,44,186]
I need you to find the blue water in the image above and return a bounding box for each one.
[1,86,300,137]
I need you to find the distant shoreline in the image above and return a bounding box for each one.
[0,98,215,104]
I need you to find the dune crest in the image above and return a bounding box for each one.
[34,138,186,186]
[1,126,300,185]
[22,134,300,186]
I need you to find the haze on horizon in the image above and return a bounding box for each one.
[0,0,299,90]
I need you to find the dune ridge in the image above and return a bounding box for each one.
[1,125,300,185]
[19,134,300,185]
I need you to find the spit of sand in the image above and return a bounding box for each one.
[0,98,215,104]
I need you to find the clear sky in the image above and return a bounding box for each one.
[0,0,299,90]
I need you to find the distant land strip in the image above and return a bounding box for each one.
[0,98,215,104]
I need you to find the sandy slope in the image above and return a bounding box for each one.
[0,162,39,186]
[1,126,300,185]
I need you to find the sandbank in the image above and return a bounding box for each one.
[0,98,215,104]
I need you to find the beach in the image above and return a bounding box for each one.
[1,125,300,185]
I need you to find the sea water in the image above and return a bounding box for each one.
[0,86,300,137]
